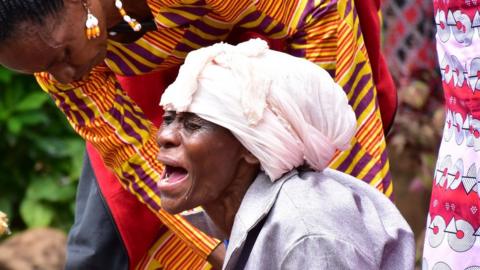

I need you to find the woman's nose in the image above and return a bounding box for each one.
[156,125,181,150]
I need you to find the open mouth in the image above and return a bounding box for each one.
[161,165,189,184]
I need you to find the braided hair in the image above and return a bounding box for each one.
[0,0,64,42]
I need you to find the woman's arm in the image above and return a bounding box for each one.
[35,66,219,259]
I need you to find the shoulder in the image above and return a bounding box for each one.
[269,170,375,238]
[272,169,389,228]
[262,170,414,267]
[276,169,406,226]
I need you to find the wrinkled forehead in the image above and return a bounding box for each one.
[165,110,236,134]
[165,111,212,124]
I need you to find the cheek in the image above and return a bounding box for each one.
[193,137,239,172]
[187,137,242,199]
[204,142,241,182]
[70,41,107,69]
[68,21,107,67]
[211,142,240,176]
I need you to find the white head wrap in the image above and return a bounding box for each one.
[160,39,357,181]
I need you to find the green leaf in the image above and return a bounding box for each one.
[0,71,83,232]
[25,177,76,203]
[13,112,49,126]
[15,92,49,112]
[4,80,24,106]
[31,137,83,159]
[33,138,71,157]
[0,197,13,220]
[6,118,22,134]
[0,109,9,121]
[0,69,13,84]
[65,139,85,179]
[70,201,76,214]
[20,199,54,228]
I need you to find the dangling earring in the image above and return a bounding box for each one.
[84,3,100,39]
[115,0,142,32]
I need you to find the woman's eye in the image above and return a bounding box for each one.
[162,114,175,125]
[184,120,201,131]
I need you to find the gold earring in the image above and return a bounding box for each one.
[84,3,100,39]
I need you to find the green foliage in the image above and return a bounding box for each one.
[0,68,83,232]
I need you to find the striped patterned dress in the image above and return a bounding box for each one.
[36,0,393,268]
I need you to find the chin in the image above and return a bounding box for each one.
[159,197,191,215]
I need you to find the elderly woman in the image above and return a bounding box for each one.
[156,39,414,269]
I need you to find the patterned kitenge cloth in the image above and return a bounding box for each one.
[35,0,393,269]
[423,0,480,269]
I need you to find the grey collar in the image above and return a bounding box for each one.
[223,169,298,269]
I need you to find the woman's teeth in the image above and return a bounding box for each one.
[162,172,170,182]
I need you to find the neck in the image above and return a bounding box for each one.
[202,163,259,239]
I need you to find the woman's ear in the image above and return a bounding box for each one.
[242,150,260,165]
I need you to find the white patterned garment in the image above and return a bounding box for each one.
[423,1,480,269]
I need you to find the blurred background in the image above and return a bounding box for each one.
[0,0,440,269]
[381,0,443,267]
[0,70,84,269]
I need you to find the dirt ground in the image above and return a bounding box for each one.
[386,77,444,267]
[388,144,432,267]
[0,228,66,270]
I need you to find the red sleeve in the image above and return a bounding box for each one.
[355,0,397,133]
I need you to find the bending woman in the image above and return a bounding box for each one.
[157,39,415,270]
